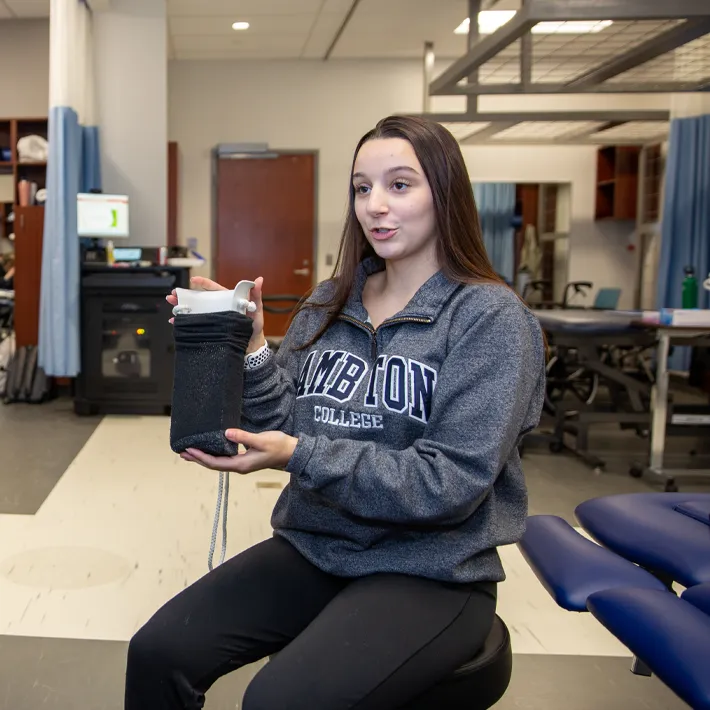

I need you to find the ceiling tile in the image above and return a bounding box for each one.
[334,33,467,60]
[331,0,469,59]
[606,32,710,85]
[587,121,670,141]
[166,0,653,63]
[301,12,344,58]
[173,32,307,52]
[170,14,316,36]
[5,0,49,17]
[175,46,301,59]
[168,0,322,17]
[321,0,355,13]
[163,0,499,61]
[440,122,491,140]
[491,121,606,140]
[347,0,466,24]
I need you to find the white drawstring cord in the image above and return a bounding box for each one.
[173,294,256,573]
[208,471,230,571]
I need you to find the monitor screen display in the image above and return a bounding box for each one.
[113,247,142,262]
[77,193,130,238]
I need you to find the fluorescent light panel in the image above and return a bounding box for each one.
[455,12,612,35]
[439,122,491,141]
[492,121,606,140]
[588,121,670,140]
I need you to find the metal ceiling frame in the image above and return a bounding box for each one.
[456,122,672,145]
[407,0,710,141]
[430,0,710,97]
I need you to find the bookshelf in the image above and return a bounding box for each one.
[0,116,48,347]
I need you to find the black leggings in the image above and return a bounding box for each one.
[125,535,497,710]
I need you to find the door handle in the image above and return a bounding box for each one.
[293,268,310,276]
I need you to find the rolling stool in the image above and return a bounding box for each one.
[269,614,512,709]
[401,615,511,709]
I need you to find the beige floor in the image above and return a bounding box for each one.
[0,414,629,657]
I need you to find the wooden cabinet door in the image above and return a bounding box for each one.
[14,205,44,347]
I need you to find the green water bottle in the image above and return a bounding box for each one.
[682,265,698,309]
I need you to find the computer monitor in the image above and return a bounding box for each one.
[77,193,130,239]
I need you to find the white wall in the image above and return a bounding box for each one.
[94,0,167,246]
[0,20,49,117]
[169,59,667,308]
[462,145,637,308]
[169,59,436,280]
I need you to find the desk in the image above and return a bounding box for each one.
[646,325,710,491]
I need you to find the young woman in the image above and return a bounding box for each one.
[125,116,546,710]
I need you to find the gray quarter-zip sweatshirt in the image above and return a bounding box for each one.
[242,256,546,583]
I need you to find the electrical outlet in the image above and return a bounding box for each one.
[325,253,333,266]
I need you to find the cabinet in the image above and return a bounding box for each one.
[595,146,640,221]
[0,116,48,347]
[14,206,44,347]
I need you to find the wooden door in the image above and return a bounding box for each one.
[14,205,44,347]
[215,153,316,336]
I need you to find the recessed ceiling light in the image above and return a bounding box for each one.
[454,12,612,35]
[232,21,250,31]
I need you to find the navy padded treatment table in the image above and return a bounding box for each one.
[518,492,710,710]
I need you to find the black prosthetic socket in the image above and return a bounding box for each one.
[170,311,253,457]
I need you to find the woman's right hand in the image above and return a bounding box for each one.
[166,275,266,354]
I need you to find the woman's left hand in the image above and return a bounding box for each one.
[181,429,298,474]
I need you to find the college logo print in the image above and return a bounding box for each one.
[296,350,438,429]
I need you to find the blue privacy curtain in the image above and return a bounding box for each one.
[39,0,101,377]
[81,125,102,194]
[472,183,516,284]
[656,113,710,371]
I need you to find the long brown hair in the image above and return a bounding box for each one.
[292,115,510,349]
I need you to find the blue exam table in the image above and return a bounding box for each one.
[519,493,710,709]
[576,493,710,588]
[535,308,650,337]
